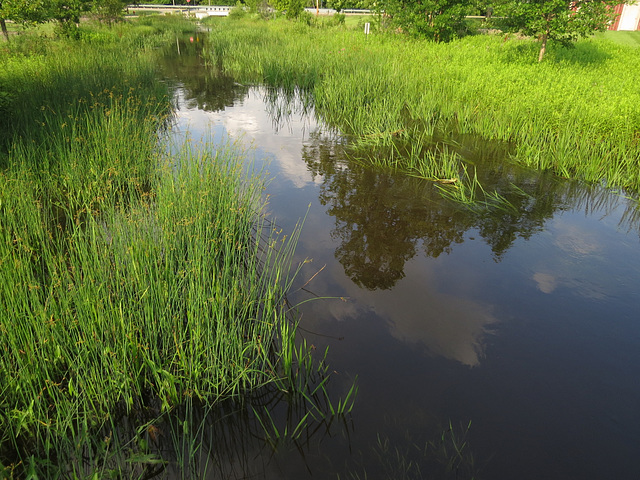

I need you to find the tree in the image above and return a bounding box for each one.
[501,0,620,62]
[50,0,92,37]
[93,0,129,25]
[0,0,49,41]
[270,0,305,18]
[0,0,93,40]
[326,0,372,12]
[377,0,472,42]
[468,0,511,17]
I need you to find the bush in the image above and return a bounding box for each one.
[228,2,248,19]
[329,12,346,26]
[299,10,317,26]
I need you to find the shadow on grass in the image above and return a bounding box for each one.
[496,37,613,66]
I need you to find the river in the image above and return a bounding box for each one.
[157,37,640,480]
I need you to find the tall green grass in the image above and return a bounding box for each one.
[0,17,351,478]
[0,17,195,149]
[204,18,640,195]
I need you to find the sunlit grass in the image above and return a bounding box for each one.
[596,30,640,48]
[436,165,519,214]
[204,18,640,196]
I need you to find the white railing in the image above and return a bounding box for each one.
[128,5,374,16]
[128,4,233,17]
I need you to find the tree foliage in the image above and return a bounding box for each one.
[270,0,305,18]
[0,0,49,24]
[326,0,372,12]
[501,0,620,61]
[377,0,472,42]
[0,0,128,40]
[93,0,128,25]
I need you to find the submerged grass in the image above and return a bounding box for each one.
[436,165,520,215]
[1,17,350,478]
[339,421,477,480]
[204,17,640,196]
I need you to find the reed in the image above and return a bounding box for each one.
[204,18,640,195]
[1,18,349,478]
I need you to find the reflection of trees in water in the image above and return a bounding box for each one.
[303,129,640,290]
[472,169,559,259]
[303,132,470,290]
[326,168,437,290]
[159,38,249,113]
[262,87,315,133]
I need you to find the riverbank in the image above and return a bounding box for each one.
[204,16,640,197]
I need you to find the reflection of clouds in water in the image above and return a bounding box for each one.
[533,272,557,294]
[374,270,497,367]
[174,87,318,189]
[533,217,608,299]
[262,143,312,190]
[555,224,601,257]
[218,90,306,178]
[299,253,498,368]
[533,270,606,299]
[388,308,495,368]
[220,112,261,136]
[174,108,212,132]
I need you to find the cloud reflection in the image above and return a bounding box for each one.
[376,272,498,367]
[211,89,318,189]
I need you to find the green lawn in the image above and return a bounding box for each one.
[343,13,375,28]
[596,30,640,47]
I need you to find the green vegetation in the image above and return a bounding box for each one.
[499,0,619,61]
[270,0,307,19]
[0,0,131,40]
[0,17,350,478]
[204,17,640,199]
[376,0,471,42]
[597,30,640,48]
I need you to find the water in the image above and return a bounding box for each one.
[159,39,640,479]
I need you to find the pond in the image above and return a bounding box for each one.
[158,37,640,479]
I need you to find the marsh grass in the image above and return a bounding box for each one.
[204,18,640,198]
[349,128,462,181]
[436,165,520,214]
[1,17,352,478]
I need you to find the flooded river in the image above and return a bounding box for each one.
[158,38,640,479]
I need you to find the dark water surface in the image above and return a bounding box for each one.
[159,39,640,479]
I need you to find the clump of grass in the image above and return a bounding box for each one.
[436,165,519,215]
[349,127,462,182]
[0,135,346,477]
[0,32,169,151]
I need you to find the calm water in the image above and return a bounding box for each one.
[159,39,640,479]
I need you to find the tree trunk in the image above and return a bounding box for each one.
[1,18,9,42]
[538,32,548,62]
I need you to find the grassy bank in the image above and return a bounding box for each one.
[597,30,640,48]
[0,17,344,478]
[204,17,640,195]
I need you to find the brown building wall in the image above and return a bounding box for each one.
[609,3,625,30]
